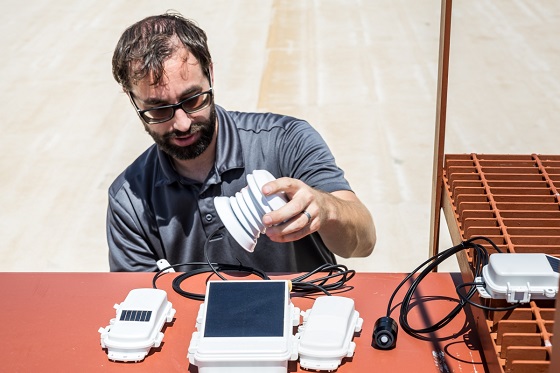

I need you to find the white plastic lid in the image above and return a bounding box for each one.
[297,296,362,371]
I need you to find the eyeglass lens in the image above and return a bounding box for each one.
[142,92,212,123]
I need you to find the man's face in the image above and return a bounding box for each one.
[129,48,215,161]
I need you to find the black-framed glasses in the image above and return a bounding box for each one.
[129,87,214,125]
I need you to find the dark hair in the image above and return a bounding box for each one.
[112,11,212,91]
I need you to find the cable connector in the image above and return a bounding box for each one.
[156,259,175,273]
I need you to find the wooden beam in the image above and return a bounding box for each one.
[429,0,453,266]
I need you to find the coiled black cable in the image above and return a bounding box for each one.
[152,226,356,300]
[291,263,356,296]
[386,236,521,338]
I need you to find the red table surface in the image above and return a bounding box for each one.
[0,272,487,372]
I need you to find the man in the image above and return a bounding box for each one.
[107,12,376,272]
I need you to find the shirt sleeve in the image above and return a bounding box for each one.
[278,120,352,193]
[106,190,159,272]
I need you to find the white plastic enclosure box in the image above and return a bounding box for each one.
[187,280,300,373]
[477,253,559,303]
[98,288,176,362]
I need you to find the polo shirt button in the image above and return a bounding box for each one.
[205,213,213,222]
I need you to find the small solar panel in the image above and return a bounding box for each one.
[119,310,152,322]
[203,281,286,338]
[547,255,560,273]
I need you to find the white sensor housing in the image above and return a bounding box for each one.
[187,280,300,373]
[214,170,288,252]
[297,296,363,371]
[98,288,176,362]
[476,253,560,303]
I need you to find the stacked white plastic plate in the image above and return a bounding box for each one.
[214,170,288,252]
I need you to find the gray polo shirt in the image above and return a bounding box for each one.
[107,105,352,272]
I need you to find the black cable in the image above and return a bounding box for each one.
[203,225,227,280]
[152,227,355,300]
[290,264,356,296]
[456,282,521,311]
[152,225,269,299]
[163,262,354,301]
[386,236,519,338]
[172,263,270,301]
[152,261,211,289]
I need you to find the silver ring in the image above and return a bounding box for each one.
[302,210,312,225]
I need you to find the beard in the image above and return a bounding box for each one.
[145,104,217,160]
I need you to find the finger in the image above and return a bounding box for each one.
[263,198,308,227]
[266,208,315,238]
[301,210,312,226]
[268,228,310,243]
[265,216,313,243]
[262,177,299,198]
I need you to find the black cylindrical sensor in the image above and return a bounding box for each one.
[372,316,398,350]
